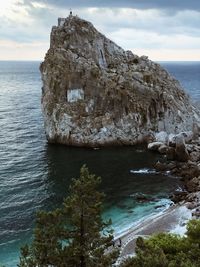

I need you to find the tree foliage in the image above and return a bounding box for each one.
[18,165,200,267]
[121,220,200,267]
[18,165,118,267]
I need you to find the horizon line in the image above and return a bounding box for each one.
[0,59,200,62]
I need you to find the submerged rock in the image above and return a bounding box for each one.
[133,193,156,203]
[40,14,200,147]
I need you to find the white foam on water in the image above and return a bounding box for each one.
[130,168,157,174]
[135,149,144,153]
[156,198,173,209]
[170,206,192,236]
[113,198,173,239]
[175,186,184,192]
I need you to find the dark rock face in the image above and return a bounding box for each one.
[166,147,176,160]
[186,177,200,192]
[175,135,190,162]
[41,15,200,147]
[171,191,188,203]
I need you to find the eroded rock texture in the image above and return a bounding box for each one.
[40,15,200,146]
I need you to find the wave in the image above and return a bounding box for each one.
[175,186,185,192]
[130,168,157,174]
[114,198,173,239]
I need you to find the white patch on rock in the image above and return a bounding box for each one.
[85,99,94,113]
[67,88,84,102]
[98,49,107,68]
[100,127,107,133]
[155,131,168,144]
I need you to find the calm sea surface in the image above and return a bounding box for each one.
[0,61,199,266]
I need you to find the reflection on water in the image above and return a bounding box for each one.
[44,144,181,237]
[45,144,180,205]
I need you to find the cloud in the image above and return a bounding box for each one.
[20,0,200,11]
[78,8,200,37]
[0,39,49,60]
[0,0,199,60]
[0,0,54,42]
[110,28,200,50]
[2,1,200,42]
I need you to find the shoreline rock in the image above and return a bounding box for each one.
[148,131,200,209]
[117,142,200,262]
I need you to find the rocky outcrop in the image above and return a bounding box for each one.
[147,142,164,151]
[187,176,200,192]
[40,14,200,146]
[149,134,200,205]
[175,134,190,162]
[148,131,200,162]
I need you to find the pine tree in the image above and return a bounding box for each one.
[18,165,118,267]
[121,221,200,267]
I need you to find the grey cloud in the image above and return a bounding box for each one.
[21,0,200,11]
[78,9,200,39]
[1,0,199,54]
[15,0,200,41]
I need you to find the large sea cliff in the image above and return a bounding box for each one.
[41,16,200,147]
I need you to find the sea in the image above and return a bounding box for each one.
[0,61,199,266]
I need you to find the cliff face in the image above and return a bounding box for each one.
[40,15,200,146]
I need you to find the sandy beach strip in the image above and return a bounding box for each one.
[114,203,192,262]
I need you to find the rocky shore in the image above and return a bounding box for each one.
[147,130,200,216]
[115,131,200,263]
[116,203,192,265]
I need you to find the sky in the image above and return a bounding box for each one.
[0,0,200,61]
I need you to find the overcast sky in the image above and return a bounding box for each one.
[0,0,200,61]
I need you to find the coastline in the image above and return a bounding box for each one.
[115,202,192,262]
[114,133,200,264]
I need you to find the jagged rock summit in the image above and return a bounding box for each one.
[40,14,200,147]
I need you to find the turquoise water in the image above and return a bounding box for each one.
[0,61,199,266]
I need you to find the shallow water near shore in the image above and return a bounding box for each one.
[0,61,199,266]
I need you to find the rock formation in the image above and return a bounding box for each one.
[40,14,200,147]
